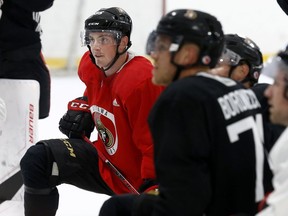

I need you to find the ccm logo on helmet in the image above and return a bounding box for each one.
[88,22,100,26]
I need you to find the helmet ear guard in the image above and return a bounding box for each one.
[199,33,225,68]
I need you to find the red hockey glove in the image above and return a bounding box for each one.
[59,96,94,139]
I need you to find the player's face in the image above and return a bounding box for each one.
[264,71,288,125]
[150,35,177,86]
[88,32,118,68]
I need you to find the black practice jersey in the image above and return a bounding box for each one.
[148,73,269,216]
[0,0,53,51]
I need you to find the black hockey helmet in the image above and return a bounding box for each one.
[146,9,224,68]
[83,7,132,47]
[223,34,263,84]
[82,7,132,71]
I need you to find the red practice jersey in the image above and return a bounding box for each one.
[78,51,164,194]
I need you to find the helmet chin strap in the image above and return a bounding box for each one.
[88,42,132,76]
[101,46,121,73]
[170,52,197,81]
[228,65,237,78]
[170,51,185,81]
[87,45,96,65]
[172,64,185,81]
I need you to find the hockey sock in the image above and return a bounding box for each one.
[24,187,59,216]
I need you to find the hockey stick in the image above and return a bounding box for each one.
[83,136,140,195]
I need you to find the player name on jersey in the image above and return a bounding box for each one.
[218,89,261,120]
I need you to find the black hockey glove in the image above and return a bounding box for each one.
[59,96,95,139]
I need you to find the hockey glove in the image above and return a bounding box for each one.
[59,96,95,139]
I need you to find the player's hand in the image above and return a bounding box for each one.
[59,96,95,139]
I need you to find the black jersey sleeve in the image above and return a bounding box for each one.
[11,0,54,12]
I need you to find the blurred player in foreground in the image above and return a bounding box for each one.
[257,46,288,216]
[99,8,270,216]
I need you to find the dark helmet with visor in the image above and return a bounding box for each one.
[82,7,132,71]
[219,34,263,84]
[146,9,224,68]
[82,7,132,47]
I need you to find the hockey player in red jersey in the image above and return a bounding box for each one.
[20,7,163,216]
[99,9,272,216]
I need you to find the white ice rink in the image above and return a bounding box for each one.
[0,73,110,216]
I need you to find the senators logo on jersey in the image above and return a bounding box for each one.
[91,105,118,155]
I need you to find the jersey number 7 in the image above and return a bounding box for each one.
[227,114,264,202]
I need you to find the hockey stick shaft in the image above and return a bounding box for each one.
[83,136,140,195]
